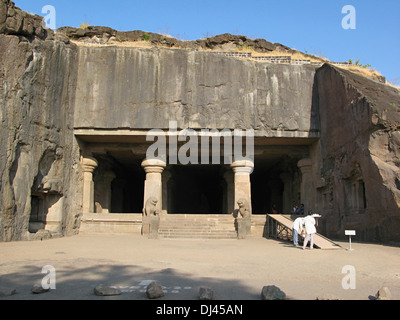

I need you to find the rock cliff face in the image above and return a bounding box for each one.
[0,0,80,241]
[0,0,399,242]
[314,64,400,242]
[74,46,318,134]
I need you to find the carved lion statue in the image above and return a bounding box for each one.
[143,197,160,216]
[237,199,251,219]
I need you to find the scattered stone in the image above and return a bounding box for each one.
[0,288,17,297]
[94,284,121,296]
[316,293,340,300]
[31,284,50,294]
[375,287,391,300]
[261,285,286,300]
[146,281,164,299]
[199,287,214,300]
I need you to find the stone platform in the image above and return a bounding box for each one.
[79,213,268,239]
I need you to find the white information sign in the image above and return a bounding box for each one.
[345,230,356,250]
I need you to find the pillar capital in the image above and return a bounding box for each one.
[82,156,98,173]
[141,159,167,174]
[297,158,312,170]
[231,160,254,174]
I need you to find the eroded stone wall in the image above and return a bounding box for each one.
[314,64,400,242]
[0,0,80,241]
[74,46,319,135]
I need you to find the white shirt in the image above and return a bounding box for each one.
[303,216,316,234]
[291,217,305,232]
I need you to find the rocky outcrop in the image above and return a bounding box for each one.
[314,64,400,242]
[0,0,51,39]
[0,0,80,241]
[57,26,281,53]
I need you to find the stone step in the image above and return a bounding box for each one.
[159,231,238,239]
[158,214,237,239]
[159,227,235,232]
[160,234,238,239]
[160,216,234,221]
[158,229,237,234]
[160,223,234,228]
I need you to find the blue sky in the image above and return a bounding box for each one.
[14,0,400,83]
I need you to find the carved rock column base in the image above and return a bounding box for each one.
[236,218,252,239]
[142,215,160,239]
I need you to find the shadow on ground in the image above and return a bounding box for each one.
[0,259,259,300]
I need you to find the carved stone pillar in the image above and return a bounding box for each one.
[101,171,116,213]
[298,158,313,214]
[224,170,235,214]
[141,159,166,213]
[162,169,171,215]
[141,159,166,238]
[231,160,254,212]
[280,172,293,214]
[82,156,98,213]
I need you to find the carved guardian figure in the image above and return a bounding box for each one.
[237,199,251,219]
[143,197,160,216]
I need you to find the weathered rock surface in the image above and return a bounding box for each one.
[31,284,50,294]
[315,64,400,243]
[0,0,51,39]
[94,285,121,296]
[146,281,165,299]
[73,46,318,133]
[199,287,214,300]
[0,0,80,241]
[261,285,286,300]
[57,26,281,53]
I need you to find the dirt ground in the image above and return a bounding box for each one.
[0,234,399,300]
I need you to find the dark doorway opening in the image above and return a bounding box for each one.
[168,165,226,214]
[251,156,301,214]
[94,152,145,214]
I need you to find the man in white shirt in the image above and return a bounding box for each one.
[291,217,305,246]
[302,212,321,250]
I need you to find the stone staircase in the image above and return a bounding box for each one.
[158,214,238,239]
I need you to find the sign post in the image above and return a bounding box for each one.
[345,230,356,251]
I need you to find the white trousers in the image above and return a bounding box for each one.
[303,233,315,249]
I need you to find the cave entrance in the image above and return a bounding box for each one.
[250,157,300,214]
[166,165,227,214]
[93,151,145,214]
